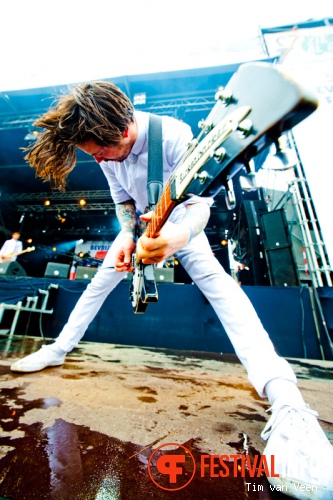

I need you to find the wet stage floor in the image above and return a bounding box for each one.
[0,335,332,499]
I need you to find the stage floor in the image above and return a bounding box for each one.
[0,335,332,499]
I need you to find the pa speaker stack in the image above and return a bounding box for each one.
[239,200,269,285]
[259,209,299,286]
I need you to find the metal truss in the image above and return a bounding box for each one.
[0,113,44,131]
[7,190,111,201]
[289,136,332,287]
[38,227,118,237]
[16,203,115,212]
[135,92,216,117]
[0,93,217,130]
[4,191,115,212]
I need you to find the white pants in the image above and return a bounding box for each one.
[55,230,296,397]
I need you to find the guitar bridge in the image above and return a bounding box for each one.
[130,260,158,314]
[141,264,158,303]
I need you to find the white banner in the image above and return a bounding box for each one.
[75,240,113,262]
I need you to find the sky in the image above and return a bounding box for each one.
[1,0,333,92]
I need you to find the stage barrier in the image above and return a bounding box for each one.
[0,277,332,360]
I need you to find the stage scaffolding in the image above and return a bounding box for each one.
[258,19,333,288]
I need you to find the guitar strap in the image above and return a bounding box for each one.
[147,114,163,211]
[132,113,163,311]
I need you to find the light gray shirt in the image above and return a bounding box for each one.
[99,111,213,222]
[0,238,23,261]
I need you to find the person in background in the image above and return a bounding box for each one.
[237,263,251,286]
[0,232,23,262]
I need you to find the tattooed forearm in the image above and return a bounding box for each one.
[137,217,147,237]
[182,203,210,243]
[115,200,137,237]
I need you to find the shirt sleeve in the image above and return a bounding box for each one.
[183,194,214,207]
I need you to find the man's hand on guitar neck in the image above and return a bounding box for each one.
[136,202,211,265]
[136,218,190,264]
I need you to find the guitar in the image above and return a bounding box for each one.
[130,62,318,314]
[0,246,35,263]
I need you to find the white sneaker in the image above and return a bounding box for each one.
[10,345,66,373]
[261,404,333,499]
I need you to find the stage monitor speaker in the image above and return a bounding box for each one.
[259,209,299,286]
[76,266,98,280]
[44,262,70,279]
[238,200,269,285]
[154,267,174,283]
[0,261,26,277]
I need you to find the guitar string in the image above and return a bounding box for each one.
[148,98,226,236]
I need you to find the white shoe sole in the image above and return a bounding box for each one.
[10,360,64,373]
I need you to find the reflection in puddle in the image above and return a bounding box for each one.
[0,386,287,499]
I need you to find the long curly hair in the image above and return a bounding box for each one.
[25,81,134,191]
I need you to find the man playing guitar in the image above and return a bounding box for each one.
[9,74,333,498]
[0,231,23,263]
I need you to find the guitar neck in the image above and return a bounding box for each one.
[145,182,178,238]
[18,248,29,256]
[10,247,35,258]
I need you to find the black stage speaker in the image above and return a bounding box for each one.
[44,262,70,279]
[259,209,299,286]
[238,200,269,285]
[154,267,174,283]
[0,261,26,277]
[76,266,98,280]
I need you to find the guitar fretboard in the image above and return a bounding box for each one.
[145,182,178,238]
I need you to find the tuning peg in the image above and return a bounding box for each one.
[194,170,211,185]
[187,139,198,149]
[237,118,252,138]
[215,88,233,105]
[211,147,226,163]
[198,119,213,133]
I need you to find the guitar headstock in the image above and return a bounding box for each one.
[27,246,35,252]
[171,62,318,205]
